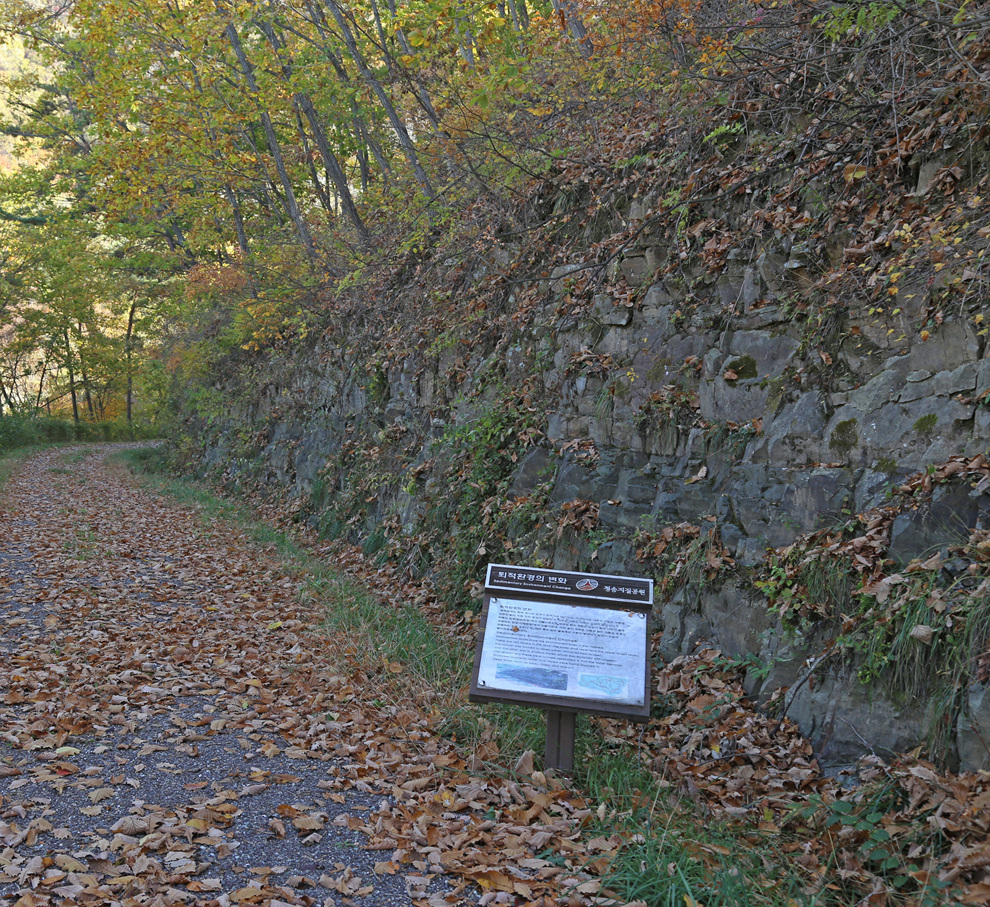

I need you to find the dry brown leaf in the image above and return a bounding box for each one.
[514,750,536,776]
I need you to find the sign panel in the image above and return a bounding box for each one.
[485,563,652,608]
[470,564,652,721]
[475,596,648,707]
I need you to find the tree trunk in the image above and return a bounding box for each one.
[550,0,593,56]
[319,0,435,198]
[256,16,371,243]
[375,0,442,129]
[295,92,370,241]
[452,9,477,69]
[64,329,79,423]
[80,365,95,419]
[303,1,395,188]
[223,187,253,261]
[35,362,47,410]
[507,0,529,32]
[219,10,318,259]
[125,300,137,424]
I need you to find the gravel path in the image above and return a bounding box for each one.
[0,446,481,907]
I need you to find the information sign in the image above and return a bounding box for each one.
[469,564,653,723]
[476,596,647,707]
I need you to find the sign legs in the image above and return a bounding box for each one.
[545,709,576,772]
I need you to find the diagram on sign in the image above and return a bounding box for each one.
[578,674,628,698]
[494,665,568,691]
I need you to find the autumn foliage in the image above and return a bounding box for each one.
[0,0,988,370]
[3,4,990,901]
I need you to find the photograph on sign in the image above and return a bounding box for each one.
[475,596,648,707]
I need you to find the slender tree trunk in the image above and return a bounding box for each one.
[352,102,392,187]
[292,104,335,214]
[303,1,394,187]
[75,322,96,421]
[35,361,47,410]
[506,0,529,32]
[257,16,370,243]
[125,301,137,424]
[0,363,16,413]
[453,12,476,68]
[223,182,265,301]
[550,0,593,56]
[295,93,370,240]
[185,55,262,286]
[64,329,79,424]
[79,355,95,420]
[385,0,413,54]
[319,0,435,198]
[224,186,252,259]
[369,0,389,50]
[374,0,441,129]
[218,8,318,259]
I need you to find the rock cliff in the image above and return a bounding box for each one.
[173,42,990,772]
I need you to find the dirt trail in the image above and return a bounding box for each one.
[0,446,495,906]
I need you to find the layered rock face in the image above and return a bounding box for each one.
[186,212,989,773]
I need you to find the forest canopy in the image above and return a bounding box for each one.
[1,0,988,423]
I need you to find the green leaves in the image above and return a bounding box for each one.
[405,27,430,48]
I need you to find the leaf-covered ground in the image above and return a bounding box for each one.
[0,446,588,906]
[5,446,990,907]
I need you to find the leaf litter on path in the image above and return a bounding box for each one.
[0,447,489,906]
[6,446,990,907]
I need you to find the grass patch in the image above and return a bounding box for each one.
[114,445,249,524]
[305,570,548,759]
[116,443,170,476]
[0,445,41,493]
[593,813,812,905]
[853,569,990,755]
[570,727,823,906]
[310,572,464,682]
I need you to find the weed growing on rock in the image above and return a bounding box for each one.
[636,523,736,602]
[754,454,990,764]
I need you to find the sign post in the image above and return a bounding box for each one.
[545,709,577,772]
[469,564,653,772]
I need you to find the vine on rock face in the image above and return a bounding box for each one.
[420,390,548,609]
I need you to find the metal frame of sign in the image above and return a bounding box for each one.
[469,564,653,722]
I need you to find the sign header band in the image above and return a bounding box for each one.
[484,563,653,609]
